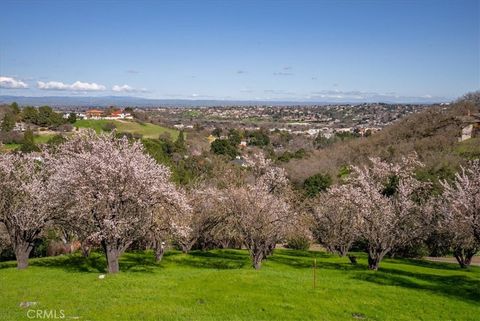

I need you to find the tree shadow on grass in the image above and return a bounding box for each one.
[172,250,249,269]
[395,257,469,271]
[353,266,480,304]
[29,254,107,273]
[120,252,162,273]
[268,253,365,272]
[17,251,163,273]
[274,248,333,259]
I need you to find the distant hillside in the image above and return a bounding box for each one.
[284,98,480,186]
[0,95,445,108]
[0,95,328,108]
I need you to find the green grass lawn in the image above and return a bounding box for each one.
[34,133,56,144]
[0,249,478,321]
[74,119,179,139]
[2,134,56,151]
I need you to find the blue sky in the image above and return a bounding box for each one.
[0,0,478,102]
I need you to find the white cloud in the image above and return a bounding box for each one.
[71,81,106,91]
[37,81,69,90]
[37,80,106,91]
[0,76,28,89]
[112,84,148,93]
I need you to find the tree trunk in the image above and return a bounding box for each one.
[14,242,33,270]
[220,239,229,249]
[102,241,121,273]
[348,255,357,265]
[181,244,190,254]
[367,248,387,271]
[337,245,350,257]
[251,249,264,270]
[368,255,380,270]
[263,243,276,258]
[81,244,91,258]
[454,248,476,268]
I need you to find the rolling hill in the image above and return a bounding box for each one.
[74,119,179,139]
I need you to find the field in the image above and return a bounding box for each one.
[0,249,479,321]
[74,119,179,139]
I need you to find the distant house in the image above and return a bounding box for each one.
[458,113,480,142]
[459,124,474,142]
[111,110,122,118]
[86,109,133,120]
[86,109,104,119]
[13,122,26,132]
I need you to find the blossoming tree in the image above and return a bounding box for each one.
[48,131,188,273]
[349,156,431,270]
[0,153,54,269]
[312,184,359,257]
[439,160,480,267]
[224,153,292,269]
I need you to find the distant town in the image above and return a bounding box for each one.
[26,102,439,139]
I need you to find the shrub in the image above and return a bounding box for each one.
[390,241,430,259]
[303,173,332,197]
[102,122,117,132]
[211,139,238,158]
[285,235,311,251]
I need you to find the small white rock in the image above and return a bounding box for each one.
[19,301,37,308]
[98,274,105,279]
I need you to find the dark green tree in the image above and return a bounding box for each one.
[142,138,172,165]
[228,129,241,146]
[212,127,222,138]
[67,112,77,124]
[247,130,270,147]
[37,106,54,127]
[303,173,332,197]
[10,102,20,115]
[1,112,16,132]
[19,129,40,153]
[174,130,186,151]
[21,106,39,124]
[210,139,238,158]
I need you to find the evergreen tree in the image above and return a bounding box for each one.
[67,112,77,124]
[175,130,186,151]
[1,112,16,132]
[10,102,20,115]
[19,129,40,153]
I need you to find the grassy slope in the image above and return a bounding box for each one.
[0,249,478,321]
[74,119,179,139]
